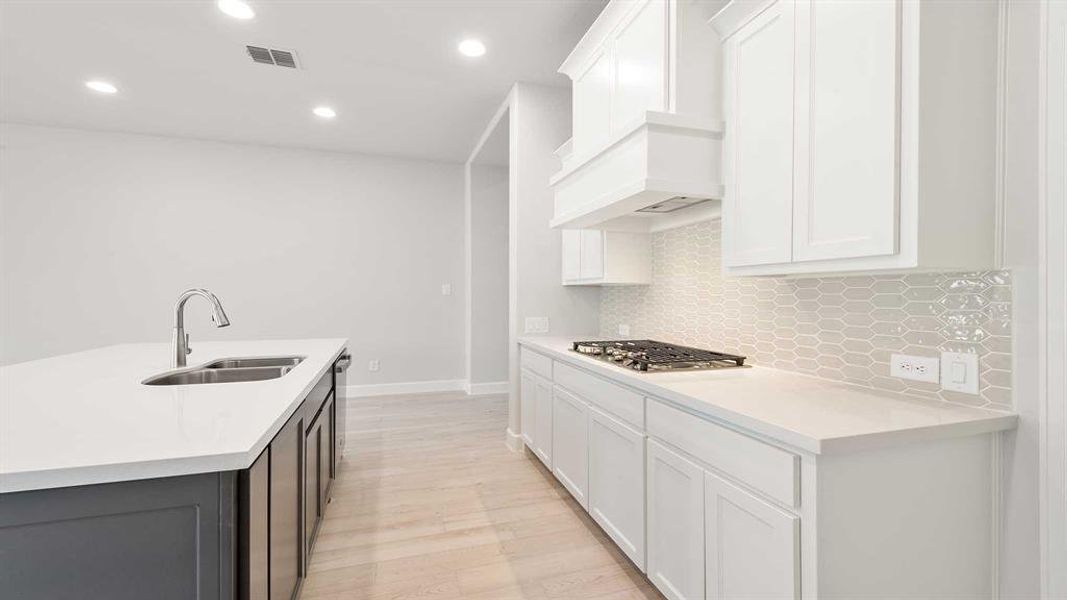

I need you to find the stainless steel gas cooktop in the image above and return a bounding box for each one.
[571,340,747,372]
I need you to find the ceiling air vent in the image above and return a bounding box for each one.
[245,45,300,69]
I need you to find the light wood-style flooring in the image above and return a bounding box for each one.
[301,392,663,600]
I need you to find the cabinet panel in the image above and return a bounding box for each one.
[647,440,704,600]
[239,448,269,600]
[722,0,796,267]
[579,229,604,280]
[520,370,536,446]
[534,376,554,467]
[269,411,302,600]
[613,0,668,129]
[573,49,614,156]
[589,405,645,570]
[303,413,323,559]
[705,472,799,600]
[792,0,899,262]
[552,386,589,508]
[561,230,582,283]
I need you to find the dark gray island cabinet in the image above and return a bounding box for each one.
[0,356,346,600]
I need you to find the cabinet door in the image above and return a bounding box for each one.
[239,448,269,600]
[573,49,614,156]
[269,411,303,600]
[579,230,604,280]
[520,370,537,446]
[647,439,704,600]
[705,472,799,599]
[589,405,645,570]
[552,386,589,508]
[304,412,324,559]
[534,376,554,467]
[322,393,336,503]
[561,230,583,284]
[612,0,668,129]
[792,0,899,262]
[721,0,795,267]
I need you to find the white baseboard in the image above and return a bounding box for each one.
[466,381,509,396]
[343,379,466,398]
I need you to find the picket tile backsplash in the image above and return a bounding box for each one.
[599,219,1013,410]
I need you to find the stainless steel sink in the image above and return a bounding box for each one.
[143,356,303,386]
[202,356,304,369]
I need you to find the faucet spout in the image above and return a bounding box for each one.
[172,288,230,368]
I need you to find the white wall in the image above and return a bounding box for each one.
[0,124,465,387]
[999,2,1043,597]
[505,82,601,444]
[469,162,509,385]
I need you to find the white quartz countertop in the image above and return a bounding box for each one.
[519,337,1017,454]
[0,338,347,493]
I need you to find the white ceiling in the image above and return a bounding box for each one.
[0,0,605,163]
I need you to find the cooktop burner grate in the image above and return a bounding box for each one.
[571,340,746,371]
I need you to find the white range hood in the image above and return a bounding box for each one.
[549,111,723,232]
[548,0,723,233]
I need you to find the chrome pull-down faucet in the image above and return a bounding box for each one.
[172,288,230,368]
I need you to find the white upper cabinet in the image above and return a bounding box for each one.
[792,0,898,263]
[711,0,1000,276]
[573,50,615,158]
[552,0,724,232]
[612,0,668,128]
[721,0,795,267]
[561,229,652,286]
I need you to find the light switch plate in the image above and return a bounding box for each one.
[940,352,979,394]
[524,317,549,334]
[618,324,631,336]
[890,354,940,383]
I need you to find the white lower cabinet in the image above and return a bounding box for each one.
[551,386,589,508]
[533,375,553,468]
[588,405,646,570]
[704,472,799,600]
[646,439,705,600]
[516,345,1001,599]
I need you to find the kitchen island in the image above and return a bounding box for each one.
[0,338,349,600]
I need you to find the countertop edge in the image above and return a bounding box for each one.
[518,337,1018,455]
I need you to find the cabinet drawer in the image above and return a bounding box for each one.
[646,399,798,507]
[520,347,553,380]
[554,362,643,429]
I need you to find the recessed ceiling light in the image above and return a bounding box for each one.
[217,0,255,20]
[458,39,486,58]
[313,106,337,119]
[85,80,118,94]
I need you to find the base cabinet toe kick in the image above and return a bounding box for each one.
[0,351,349,600]
[518,346,1002,600]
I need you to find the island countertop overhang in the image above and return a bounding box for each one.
[0,338,348,493]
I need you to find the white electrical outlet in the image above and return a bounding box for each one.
[524,317,549,334]
[441,283,452,296]
[890,354,940,384]
[618,324,631,336]
[368,359,380,372]
[940,351,979,394]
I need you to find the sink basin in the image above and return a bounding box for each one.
[143,365,295,386]
[203,356,304,369]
